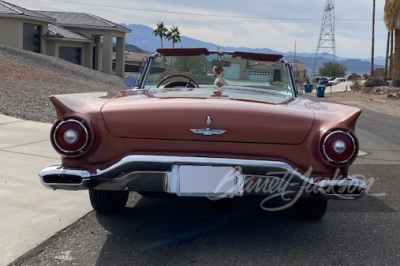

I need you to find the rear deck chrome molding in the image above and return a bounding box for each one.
[39,155,367,199]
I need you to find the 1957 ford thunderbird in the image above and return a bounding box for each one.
[39,48,366,219]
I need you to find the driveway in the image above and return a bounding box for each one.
[0,114,92,266]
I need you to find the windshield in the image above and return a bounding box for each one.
[141,52,294,103]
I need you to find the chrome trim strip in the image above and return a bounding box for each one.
[94,155,300,175]
[138,54,155,89]
[39,155,367,199]
[285,60,297,98]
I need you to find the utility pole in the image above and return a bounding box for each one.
[385,31,391,80]
[312,0,336,77]
[390,30,394,79]
[371,0,376,76]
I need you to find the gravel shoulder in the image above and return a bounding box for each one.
[0,45,124,123]
[307,88,400,118]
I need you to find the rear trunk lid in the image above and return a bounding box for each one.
[101,96,314,145]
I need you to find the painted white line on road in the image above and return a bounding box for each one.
[358,150,368,157]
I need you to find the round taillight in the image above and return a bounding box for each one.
[52,119,90,155]
[322,130,357,164]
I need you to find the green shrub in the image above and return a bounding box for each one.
[348,73,361,81]
[351,80,362,91]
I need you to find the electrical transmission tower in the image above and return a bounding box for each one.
[312,0,336,77]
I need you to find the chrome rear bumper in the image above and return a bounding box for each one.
[39,155,367,200]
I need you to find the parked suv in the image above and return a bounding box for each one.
[328,78,347,86]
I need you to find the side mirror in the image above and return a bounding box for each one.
[124,75,137,88]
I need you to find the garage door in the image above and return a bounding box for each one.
[223,63,240,80]
[249,71,270,82]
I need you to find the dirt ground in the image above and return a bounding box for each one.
[307,87,400,118]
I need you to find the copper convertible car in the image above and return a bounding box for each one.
[40,48,366,219]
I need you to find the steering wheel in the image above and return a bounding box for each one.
[156,74,199,88]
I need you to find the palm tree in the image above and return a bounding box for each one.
[153,22,168,48]
[384,0,400,86]
[166,26,181,48]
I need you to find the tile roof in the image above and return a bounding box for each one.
[37,11,131,32]
[44,24,92,42]
[0,0,54,21]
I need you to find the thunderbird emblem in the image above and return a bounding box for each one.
[190,115,226,136]
[190,129,226,136]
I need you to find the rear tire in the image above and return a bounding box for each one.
[89,189,129,214]
[292,198,328,220]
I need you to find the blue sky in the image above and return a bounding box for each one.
[11,0,387,59]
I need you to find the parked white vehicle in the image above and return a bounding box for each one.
[328,78,347,86]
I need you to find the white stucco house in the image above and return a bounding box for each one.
[0,0,131,76]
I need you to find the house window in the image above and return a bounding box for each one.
[23,23,41,53]
[59,47,82,65]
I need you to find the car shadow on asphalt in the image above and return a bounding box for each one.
[93,193,395,265]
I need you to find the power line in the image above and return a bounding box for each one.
[47,0,383,23]
[49,0,293,19]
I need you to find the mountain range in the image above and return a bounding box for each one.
[122,24,384,75]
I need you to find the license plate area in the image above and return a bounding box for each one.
[177,165,243,198]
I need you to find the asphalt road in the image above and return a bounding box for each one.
[11,107,400,266]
